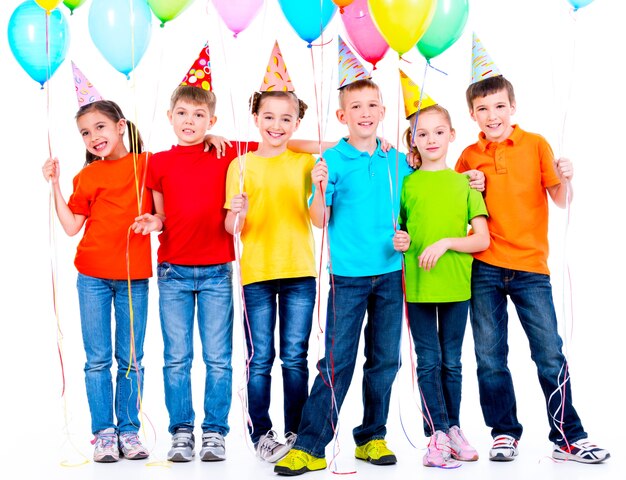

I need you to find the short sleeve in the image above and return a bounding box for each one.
[67,171,91,217]
[224,157,243,209]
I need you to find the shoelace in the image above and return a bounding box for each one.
[120,433,142,447]
[493,435,516,448]
[260,435,283,455]
[203,434,224,448]
[93,432,117,449]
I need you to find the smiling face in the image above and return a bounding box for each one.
[470,88,516,143]
[410,108,455,169]
[336,86,385,141]
[76,110,127,160]
[168,99,216,146]
[253,95,300,152]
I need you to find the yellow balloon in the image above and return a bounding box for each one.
[368,0,438,55]
[35,0,63,12]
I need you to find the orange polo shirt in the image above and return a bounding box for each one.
[68,152,153,280]
[455,125,560,275]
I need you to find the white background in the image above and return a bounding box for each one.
[0,0,622,478]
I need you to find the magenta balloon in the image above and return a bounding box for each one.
[212,0,264,37]
[341,0,389,69]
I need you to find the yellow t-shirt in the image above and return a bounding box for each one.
[224,150,317,285]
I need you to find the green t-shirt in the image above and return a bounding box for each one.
[399,169,488,303]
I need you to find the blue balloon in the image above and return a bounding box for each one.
[88,0,152,77]
[7,0,70,86]
[277,0,337,46]
[567,0,594,10]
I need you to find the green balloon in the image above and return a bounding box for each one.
[147,0,195,27]
[417,0,469,61]
[63,0,87,14]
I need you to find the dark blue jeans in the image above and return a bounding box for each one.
[243,277,316,444]
[407,301,469,436]
[294,271,403,458]
[470,260,587,445]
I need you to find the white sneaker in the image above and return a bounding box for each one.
[489,434,518,462]
[92,428,119,463]
[256,430,297,463]
[552,439,610,464]
[200,432,226,461]
[118,431,149,460]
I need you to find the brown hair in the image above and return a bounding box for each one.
[75,100,143,166]
[338,78,381,108]
[465,75,515,110]
[170,85,217,113]
[403,104,454,169]
[249,91,308,119]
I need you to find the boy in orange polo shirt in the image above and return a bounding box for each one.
[455,36,609,464]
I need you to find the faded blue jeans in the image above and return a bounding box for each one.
[470,260,587,445]
[243,277,316,444]
[294,271,403,458]
[407,300,469,436]
[77,273,148,435]
[158,262,234,435]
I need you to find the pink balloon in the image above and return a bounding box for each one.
[212,0,264,37]
[340,0,389,69]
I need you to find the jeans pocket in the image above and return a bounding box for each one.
[157,262,171,280]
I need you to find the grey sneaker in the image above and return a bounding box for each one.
[119,431,149,460]
[200,432,226,461]
[92,428,119,463]
[167,427,195,462]
[257,430,297,463]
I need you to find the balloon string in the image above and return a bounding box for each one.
[409,62,429,148]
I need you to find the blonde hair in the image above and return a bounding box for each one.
[170,85,217,114]
[403,104,453,169]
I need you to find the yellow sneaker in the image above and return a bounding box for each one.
[274,448,327,476]
[355,439,397,465]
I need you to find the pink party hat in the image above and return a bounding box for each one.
[399,69,437,119]
[72,61,103,106]
[180,42,212,91]
[260,41,294,92]
[338,35,370,89]
[471,33,501,84]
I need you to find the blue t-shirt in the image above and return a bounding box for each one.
[315,138,413,277]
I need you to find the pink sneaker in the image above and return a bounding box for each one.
[448,426,479,461]
[423,431,461,469]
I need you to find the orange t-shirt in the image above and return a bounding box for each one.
[68,152,153,280]
[455,125,560,275]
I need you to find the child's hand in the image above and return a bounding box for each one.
[42,157,60,184]
[555,157,573,182]
[418,239,449,271]
[230,192,249,215]
[379,137,393,153]
[464,169,485,192]
[393,230,411,252]
[406,152,421,169]
[311,159,328,191]
[204,135,232,158]
[132,213,163,235]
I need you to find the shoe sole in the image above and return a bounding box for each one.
[168,452,194,462]
[274,465,325,476]
[355,454,397,465]
[552,451,611,464]
[489,453,517,462]
[452,454,479,462]
[94,455,119,463]
[121,452,149,460]
[200,453,226,462]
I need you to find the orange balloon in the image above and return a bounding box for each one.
[333,0,355,13]
[368,0,437,55]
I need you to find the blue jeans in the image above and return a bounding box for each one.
[77,273,149,435]
[157,262,234,435]
[243,277,316,444]
[294,271,403,458]
[470,260,587,445]
[408,301,469,436]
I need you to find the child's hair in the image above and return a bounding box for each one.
[76,100,144,166]
[338,78,381,108]
[170,85,217,114]
[403,104,453,169]
[465,75,516,110]
[249,91,308,119]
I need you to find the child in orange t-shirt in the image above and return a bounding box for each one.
[456,74,609,464]
[42,100,152,463]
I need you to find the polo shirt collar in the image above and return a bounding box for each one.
[477,124,522,151]
[335,137,386,159]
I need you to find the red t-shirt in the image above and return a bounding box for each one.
[68,152,153,280]
[147,142,256,265]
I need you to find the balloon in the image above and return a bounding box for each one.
[416,0,468,61]
[62,0,86,14]
[333,0,354,13]
[88,0,152,77]
[35,0,62,12]
[566,0,594,10]
[341,0,389,69]
[147,0,194,27]
[212,0,264,37]
[368,0,437,56]
[277,0,338,47]
[7,0,70,86]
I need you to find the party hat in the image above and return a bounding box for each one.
[180,42,212,91]
[471,33,501,84]
[72,61,103,107]
[399,69,437,119]
[260,41,294,92]
[338,35,370,89]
